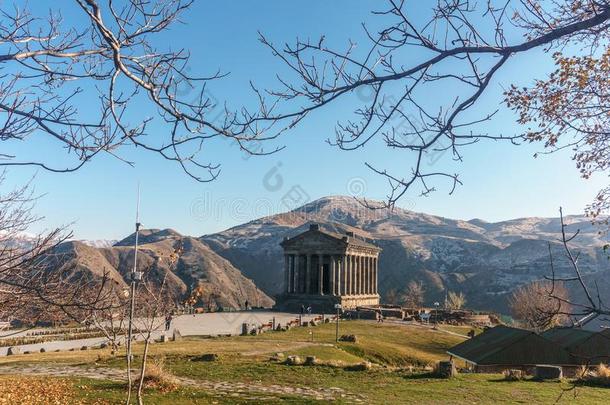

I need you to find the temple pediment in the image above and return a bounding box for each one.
[280,229,347,252]
[280,224,381,254]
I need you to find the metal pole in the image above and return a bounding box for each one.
[335,307,340,342]
[126,186,142,404]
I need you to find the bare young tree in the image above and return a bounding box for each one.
[0,0,280,181]
[0,172,116,329]
[249,0,610,209]
[400,280,425,308]
[87,284,130,354]
[134,272,176,405]
[509,280,570,331]
[544,208,610,326]
[446,291,467,310]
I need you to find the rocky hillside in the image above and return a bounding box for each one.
[48,229,273,310]
[201,196,609,313]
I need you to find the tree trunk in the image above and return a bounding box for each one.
[136,337,151,405]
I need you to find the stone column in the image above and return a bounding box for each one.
[362,256,366,295]
[347,255,352,295]
[362,256,369,294]
[353,255,357,295]
[330,255,336,296]
[370,256,374,295]
[358,256,364,294]
[356,256,364,295]
[287,255,292,293]
[305,254,311,294]
[340,255,346,296]
[367,256,372,295]
[344,255,349,295]
[318,254,324,295]
[373,257,379,294]
[336,256,341,296]
[353,255,358,295]
[284,254,289,293]
[289,255,297,294]
[361,255,365,295]
[294,254,300,293]
[352,255,356,295]
[370,257,374,294]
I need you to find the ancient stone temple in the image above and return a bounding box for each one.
[276,224,381,312]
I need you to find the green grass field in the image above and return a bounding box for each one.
[0,321,608,404]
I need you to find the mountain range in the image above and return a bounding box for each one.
[43,195,610,314]
[201,196,609,313]
[49,229,273,310]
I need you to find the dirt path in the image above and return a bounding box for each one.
[0,364,365,402]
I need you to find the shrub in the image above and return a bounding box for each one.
[138,358,179,393]
[578,364,610,387]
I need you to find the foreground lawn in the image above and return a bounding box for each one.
[1,372,607,404]
[0,321,608,403]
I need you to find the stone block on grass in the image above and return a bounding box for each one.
[338,334,357,343]
[6,347,20,356]
[436,361,456,378]
[192,353,219,362]
[285,355,302,366]
[535,365,562,380]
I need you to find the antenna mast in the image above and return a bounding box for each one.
[126,184,142,402]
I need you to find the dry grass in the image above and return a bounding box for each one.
[138,357,179,393]
[597,363,610,379]
[578,363,610,387]
[0,375,109,404]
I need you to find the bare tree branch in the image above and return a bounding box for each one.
[249,0,610,208]
[0,0,282,182]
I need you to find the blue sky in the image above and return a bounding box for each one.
[5,1,608,240]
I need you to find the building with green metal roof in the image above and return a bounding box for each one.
[541,327,594,349]
[543,327,610,364]
[447,325,576,373]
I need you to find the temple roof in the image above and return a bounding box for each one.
[280,224,381,251]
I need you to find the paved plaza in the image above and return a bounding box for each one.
[0,311,318,356]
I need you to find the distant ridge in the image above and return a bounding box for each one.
[201,195,609,313]
[47,229,273,310]
[41,195,609,315]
